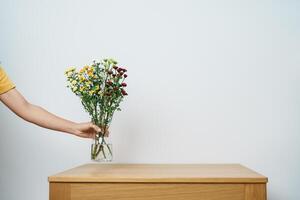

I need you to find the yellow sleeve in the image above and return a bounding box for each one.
[0,67,16,95]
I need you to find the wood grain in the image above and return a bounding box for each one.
[70,183,245,200]
[245,184,267,200]
[48,164,267,183]
[49,183,70,200]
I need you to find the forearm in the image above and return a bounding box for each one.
[1,88,99,138]
[20,103,77,134]
[0,89,77,135]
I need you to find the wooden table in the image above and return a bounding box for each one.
[48,164,268,200]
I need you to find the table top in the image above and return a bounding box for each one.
[48,164,267,183]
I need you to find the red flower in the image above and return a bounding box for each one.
[121,83,127,87]
[124,74,128,78]
[121,89,128,95]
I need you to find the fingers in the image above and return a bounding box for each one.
[89,132,96,139]
[87,132,97,139]
[87,122,102,133]
[71,122,98,139]
[90,123,101,132]
[84,122,110,138]
[89,122,109,135]
[76,131,95,139]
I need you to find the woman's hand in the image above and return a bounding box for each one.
[72,122,101,138]
[71,123,109,138]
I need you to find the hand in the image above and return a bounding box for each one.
[72,122,102,138]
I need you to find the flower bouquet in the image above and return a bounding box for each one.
[65,59,128,161]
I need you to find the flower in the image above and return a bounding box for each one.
[89,90,94,96]
[107,80,113,85]
[72,80,77,85]
[65,59,128,116]
[87,71,93,76]
[65,67,76,77]
[79,86,85,92]
[121,88,128,95]
[79,75,85,82]
[65,67,76,73]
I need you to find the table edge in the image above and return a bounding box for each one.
[48,163,268,184]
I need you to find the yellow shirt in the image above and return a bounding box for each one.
[0,67,15,95]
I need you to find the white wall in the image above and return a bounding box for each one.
[0,0,299,199]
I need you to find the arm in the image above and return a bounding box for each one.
[0,88,101,138]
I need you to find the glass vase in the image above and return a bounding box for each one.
[91,136,112,162]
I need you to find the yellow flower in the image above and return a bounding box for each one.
[65,67,76,77]
[71,86,77,92]
[79,86,85,92]
[83,65,90,71]
[65,67,76,74]
[89,90,94,95]
[85,81,92,88]
[80,66,89,73]
[87,71,93,77]
[79,75,85,82]
[71,80,77,85]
